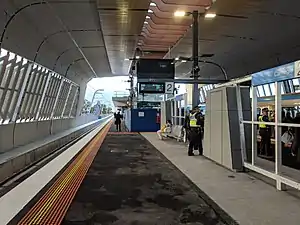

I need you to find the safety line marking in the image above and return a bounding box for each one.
[17,121,112,225]
[108,132,137,134]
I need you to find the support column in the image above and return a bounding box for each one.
[251,86,257,165]
[275,82,285,190]
[192,10,199,107]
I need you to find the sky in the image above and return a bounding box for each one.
[85,76,133,106]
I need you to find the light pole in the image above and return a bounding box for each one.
[192,11,200,108]
[126,74,135,108]
[174,11,217,107]
[91,89,104,106]
[177,56,228,81]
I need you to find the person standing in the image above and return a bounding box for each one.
[187,106,203,156]
[258,108,271,156]
[115,112,122,132]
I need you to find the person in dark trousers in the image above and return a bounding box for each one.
[114,112,122,132]
[291,113,300,158]
[187,106,203,156]
[258,108,271,156]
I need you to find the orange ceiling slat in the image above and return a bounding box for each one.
[136,0,213,59]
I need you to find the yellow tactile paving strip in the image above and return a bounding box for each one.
[17,122,112,225]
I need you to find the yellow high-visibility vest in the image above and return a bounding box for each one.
[189,113,200,127]
[258,115,267,128]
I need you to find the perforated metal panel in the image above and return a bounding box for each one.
[0,49,79,125]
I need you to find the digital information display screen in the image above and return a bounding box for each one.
[137,59,175,80]
[139,82,165,94]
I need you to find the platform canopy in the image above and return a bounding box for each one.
[1,0,300,83]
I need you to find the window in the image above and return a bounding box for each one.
[256,88,260,97]
[263,84,271,96]
[293,78,300,86]
[203,88,207,97]
[281,84,285,94]
[269,83,275,95]
[288,80,295,92]
[257,85,265,97]
[292,78,300,93]
[199,93,204,103]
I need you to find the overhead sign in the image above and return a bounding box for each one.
[294,60,300,77]
[137,59,175,80]
[138,82,175,94]
[251,62,294,86]
[139,82,165,94]
[165,82,174,94]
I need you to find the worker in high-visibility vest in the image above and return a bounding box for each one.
[258,108,271,156]
[187,106,203,156]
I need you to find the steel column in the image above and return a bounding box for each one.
[192,10,200,107]
[236,85,247,163]
[251,86,257,165]
[275,82,284,190]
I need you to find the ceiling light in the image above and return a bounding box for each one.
[125,58,130,61]
[144,21,148,24]
[150,2,156,7]
[146,15,150,19]
[181,60,187,62]
[148,9,153,13]
[175,57,179,60]
[174,11,186,17]
[136,56,140,59]
[205,13,216,19]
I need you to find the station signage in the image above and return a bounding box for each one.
[251,62,294,86]
[294,60,300,77]
[139,82,174,94]
[139,82,165,94]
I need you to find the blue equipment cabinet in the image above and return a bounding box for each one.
[125,108,160,132]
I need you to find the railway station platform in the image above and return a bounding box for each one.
[1,121,300,225]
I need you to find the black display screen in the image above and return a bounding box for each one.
[137,59,175,79]
[139,82,165,94]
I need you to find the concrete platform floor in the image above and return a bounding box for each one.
[62,131,230,225]
[141,133,300,225]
